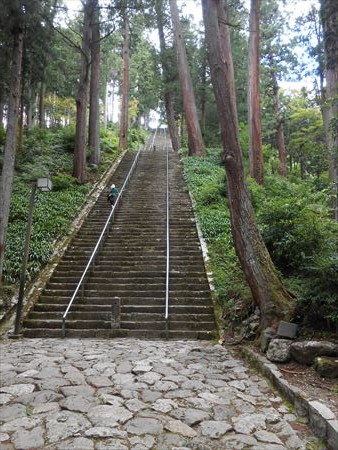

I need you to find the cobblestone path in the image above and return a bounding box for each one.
[0,339,317,449]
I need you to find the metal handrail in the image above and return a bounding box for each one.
[62,146,142,337]
[165,129,170,320]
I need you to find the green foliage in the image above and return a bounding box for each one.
[182,149,252,323]
[182,147,337,331]
[248,176,338,327]
[0,125,6,145]
[4,179,90,283]
[128,126,148,150]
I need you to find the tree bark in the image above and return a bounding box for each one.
[271,69,287,177]
[39,79,46,128]
[73,0,95,183]
[119,13,129,152]
[169,0,205,156]
[202,0,293,330]
[155,0,180,152]
[0,26,23,280]
[320,0,338,220]
[88,4,100,165]
[248,0,264,184]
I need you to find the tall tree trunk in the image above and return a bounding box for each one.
[119,13,129,152]
[26,85,36,130]
[202,0,293,330]
[39,79,46,128]
[0,91,4,127]
[321,0,338,220]
[73,0,95,183]
[0,26,23,281]
[248,0,264,184]
[169,0,205,156]
[88,4,100,165]
[103,79,108,129]
[271,69,287,177]
[155,0,180,152]
[200,44,207,134]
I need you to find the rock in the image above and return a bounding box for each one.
[164,419,197,437]
[266,339,292,362]
[200,420,232,438]
[55,437,94,450]
[87,405,132,426]
[0,384,35,396]
[254,430,283,444]
[313,356,338,378]
[60,395,96,413]
[126,418,163,435]
[170,407,210,426]
[46,411,91,444]
[277,321,298,339]
[12,427,44,449]
[290,341,338,365]
[0,404,26,422]
[261,328,277,352]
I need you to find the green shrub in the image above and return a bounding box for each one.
[4,180,91,283]
[51,174,76,191]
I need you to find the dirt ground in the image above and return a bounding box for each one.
[274,359,338,416]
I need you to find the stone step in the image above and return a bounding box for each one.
[38,296,211,306]
[33,303,214,314]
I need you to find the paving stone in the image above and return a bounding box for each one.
[54,437,94,450]
[200,420,232,438]
[86,375,113,388]
[0,404,26,422]
[138,372,162,385]
[0,394,14,405]
[12,427,44,449]
[60,384,95,397]
[152,380,179,392]
[170,407,210,426]
[1,416,44,432]
[95,438,128,449]
[129,435,156,449]
[0,338,319,450]
[60,395,97,413]
[45,411,91,443]
[164,419,197,437]
[232,413,267,434]
[151,398,177,413]
[99,393,124,407]
[88,405,133,426]
[32,402,60,414]
[0,384,35,396]
[16,369,40,379]
[0,433,10,442]
[141,389,162,403]
[126,417,164,435]
[85,427,128,438]
[254,430,284,444]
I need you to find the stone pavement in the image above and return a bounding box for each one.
[0,338,320,450]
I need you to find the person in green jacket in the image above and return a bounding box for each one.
[107,184,119,206]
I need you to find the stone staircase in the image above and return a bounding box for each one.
[23,134,216,339]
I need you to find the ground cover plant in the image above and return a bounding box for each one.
[181,147,338,333]
[1,125,146,287]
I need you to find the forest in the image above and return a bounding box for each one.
[0,0,337,337]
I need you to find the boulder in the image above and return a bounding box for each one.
[266,339,292,363]
[290,341,338,366]
[261,327,277,353]
[313,356,338,379]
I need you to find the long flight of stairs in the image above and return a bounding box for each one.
[23,133,216,339]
